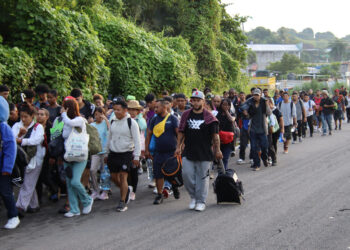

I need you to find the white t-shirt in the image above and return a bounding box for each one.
[303,100,315,117]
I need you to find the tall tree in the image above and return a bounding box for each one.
[329,39,347,62]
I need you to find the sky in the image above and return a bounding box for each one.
[222,0,350,38]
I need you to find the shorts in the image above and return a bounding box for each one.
[334,110,342,120]
[284,125,292,140]
[107,151,133,173]
[153,152,174,179]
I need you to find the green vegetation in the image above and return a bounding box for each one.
[267,54,307,78]
[0,0,249,100]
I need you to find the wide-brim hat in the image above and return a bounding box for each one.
[127,100,143,110]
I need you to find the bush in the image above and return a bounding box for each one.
[0,44,34,102]
[87,6,198,99]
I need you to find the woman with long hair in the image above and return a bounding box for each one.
[61,97,93,217]
[216,98,235,170]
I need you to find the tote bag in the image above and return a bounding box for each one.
[64,126,89,162]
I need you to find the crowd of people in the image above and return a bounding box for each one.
[0,83,348,229]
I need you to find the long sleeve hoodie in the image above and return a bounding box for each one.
[108,114,141,160]
[0,96,16,174]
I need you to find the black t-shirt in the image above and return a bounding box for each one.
[47,106,61,124]
[273,108,283,125]
[216,111,234,132]
[183,111,219,161]
[80,100,95,119]
[250,103,264,134]
[320,97,334,115]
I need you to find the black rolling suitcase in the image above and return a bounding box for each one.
[213,160,244,204]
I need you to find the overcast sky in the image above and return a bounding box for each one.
[222,0,350,38]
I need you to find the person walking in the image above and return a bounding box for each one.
[320,90,335,136]
[278,92,297,154]
[12,104,45,215]
[303,94,316,137]
[291,92,306,143]
[175,91,222,212]
[145,99,179,204]
[0,96,20,229]
[106,100,141,212]
[61,97,93,217]
[332,89,345,130]
[243,89,271,171]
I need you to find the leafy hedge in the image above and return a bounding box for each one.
[87,6,199,99]
[0,42,34,102]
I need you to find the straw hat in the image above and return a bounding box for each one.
[127,100,142,110]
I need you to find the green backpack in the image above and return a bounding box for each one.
[268,114,280,133]
[85,123,102,155]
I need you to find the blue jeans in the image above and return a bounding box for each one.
[249,131,268,168]
[64,161,92,214]
[220,143,233,170]
[0,175,18,218]
[321,113,333,134]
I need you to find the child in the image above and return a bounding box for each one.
[90,107,110,200]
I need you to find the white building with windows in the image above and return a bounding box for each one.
[247,43,303,70]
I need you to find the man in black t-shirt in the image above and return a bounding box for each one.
[320,90,335,136]
[176,91,222,212]
[70,88,95,123]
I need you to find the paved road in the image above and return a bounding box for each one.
[2,124,350,250]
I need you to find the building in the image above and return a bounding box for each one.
[247,43,303,70]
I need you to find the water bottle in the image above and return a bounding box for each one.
[100,165,111,191]
[146,159,153,180]
[279,133,284,143]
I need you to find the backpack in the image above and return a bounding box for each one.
[85,123,102,156]
[268,113,280,133]
[213,161,244,204]
[161,156,183,187]
[111,117,132,131]
[278,101,294,116]
[49,117,65,158]
[22,123,39,160]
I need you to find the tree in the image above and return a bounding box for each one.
[329,39,347,62]
[267,53,306,75]
[247,26,282,44]
[315,32,336,41]
[298,28,314,40]
[319,63,340,78]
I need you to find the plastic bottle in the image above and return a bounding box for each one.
[146,159,153,180]
[100,165,111,191]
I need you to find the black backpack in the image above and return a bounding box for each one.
[213,161,244,204]
[161,156,183,187]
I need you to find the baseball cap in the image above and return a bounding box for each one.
[191,90,204,100]
[252,89,261,96]
[322,90,329,95]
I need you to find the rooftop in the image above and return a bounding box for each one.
[247,44,303,52]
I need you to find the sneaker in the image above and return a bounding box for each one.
[148,181,156,188]
[253,167,260,171]
[162,188,169,199]
[4,217,20,229]
[130,192,136,201]
[272,161,277,166]
[126,186,132,204]
[292,140,296,144]
[116,201,128,212]
[283,150,288,154]
[82,198,93,215]
[195,203,206,212]
[263,160,268,167]
[173,187,180,199]
[91,191,99,200]
[98,191,109,200]
[189,199,196,210]
[153,187,158,194]
[250,159,254,164]
[237,159,245,165]
[137,167,143,175]
[153,194,163,205]
[64,212,80,218]
[209,171,215,179]
[299,137,302,143]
